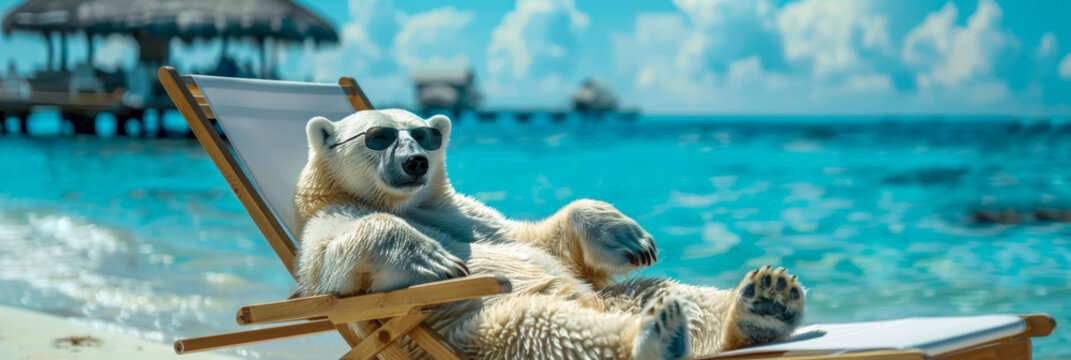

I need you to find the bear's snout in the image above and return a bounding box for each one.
[403,155,429,176]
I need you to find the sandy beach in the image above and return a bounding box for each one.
[0,305,238,360]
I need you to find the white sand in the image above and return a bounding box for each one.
[0,305,239,359]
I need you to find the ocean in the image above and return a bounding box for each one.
[1,113,1069,358]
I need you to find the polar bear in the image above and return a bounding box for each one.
[294,109,805,359]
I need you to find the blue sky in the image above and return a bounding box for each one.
[2,0,1071,115]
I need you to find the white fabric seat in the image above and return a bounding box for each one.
[706,315,1025,358]
[192,75,357,235]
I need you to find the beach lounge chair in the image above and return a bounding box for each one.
[157,66,1055,360]
[158,66,511,360]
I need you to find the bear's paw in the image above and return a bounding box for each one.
[632,295,690,360]
[571,200,658,272]
[733,266,805,345]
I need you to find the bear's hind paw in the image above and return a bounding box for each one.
[732,266,805,345]
[633,296,690,360]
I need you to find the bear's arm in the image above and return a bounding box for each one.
[505,199,653,289]
[433,194,652,289]
[296,204,469,295]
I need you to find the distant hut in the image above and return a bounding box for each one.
[571,79,618,116]
[412,69,481,118]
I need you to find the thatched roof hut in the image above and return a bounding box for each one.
[412,69,481,112]
[2,0,337,43]
[3,0,337,79]
[571,79,618,113]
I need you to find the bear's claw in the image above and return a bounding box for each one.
[625,242,658,267]
[733,266,805,345]
[452,260,471,277]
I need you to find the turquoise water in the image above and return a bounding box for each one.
[1,114,1069,358]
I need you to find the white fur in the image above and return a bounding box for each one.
[293,109,805,359]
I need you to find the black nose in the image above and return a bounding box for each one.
[402,155,429,176]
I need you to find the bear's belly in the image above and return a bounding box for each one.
[467,242,594,298]
[425,242,598,333]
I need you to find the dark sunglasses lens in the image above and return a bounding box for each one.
[410,127,443,150]
[364,127,398,150]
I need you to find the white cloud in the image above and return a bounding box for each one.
[288,0,1068,113]
[968,81,1010,103]
[611,0,790,105]
[671,0,782,74]
[394,7,475,70]
[612,0,903,111]
[614,14,688,74]
[612,14,690,91]
[482,0,591,107]
[845,74,894,92]
[1060,53,1071,80]
[346,0,404,54]
[304,0,477,106]
[672,0,776,31]
[778,0,892,79]
[901,3,956,68]
[634,67,656,88]
[611,13,711,103]
[726,55,766,91]
[487,0,589,79]
[308,0,402,82]
[1036,32,1057,58]
[902,0,1016,89]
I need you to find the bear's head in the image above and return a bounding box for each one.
[303,109,452,211]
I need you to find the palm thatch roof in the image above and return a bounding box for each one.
[2,0,337,43]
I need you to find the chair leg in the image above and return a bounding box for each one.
[335,323,363,347]
[335,323,408,360]
[356,321,411,360]
[409,323,466,360]
[340,314,429,360]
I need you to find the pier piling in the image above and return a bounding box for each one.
[477,111,497,123]
[124,109,146,137]
[64,112,97,135]
[115,116,130,137]
[17,113,29,135]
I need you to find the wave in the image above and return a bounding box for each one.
[0,210,320,358]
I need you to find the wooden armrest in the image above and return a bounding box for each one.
[237,275,512,325]
[1019,314,1056,337]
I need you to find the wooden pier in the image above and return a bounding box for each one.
[422,107,641,124]
[0,90,172,137]
[1,105,642,137]
[1,0,341,137]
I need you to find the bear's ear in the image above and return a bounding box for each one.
[306,116,335,153]
[427,114,452,143]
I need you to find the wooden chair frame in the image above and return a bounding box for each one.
[158,66,1054,360]
[158,66,510,360]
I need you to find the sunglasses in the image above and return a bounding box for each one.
[329,126,443,151]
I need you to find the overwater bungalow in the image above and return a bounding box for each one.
[571,78,617,115]
[0,0,337,135]
[412,69,481,118]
